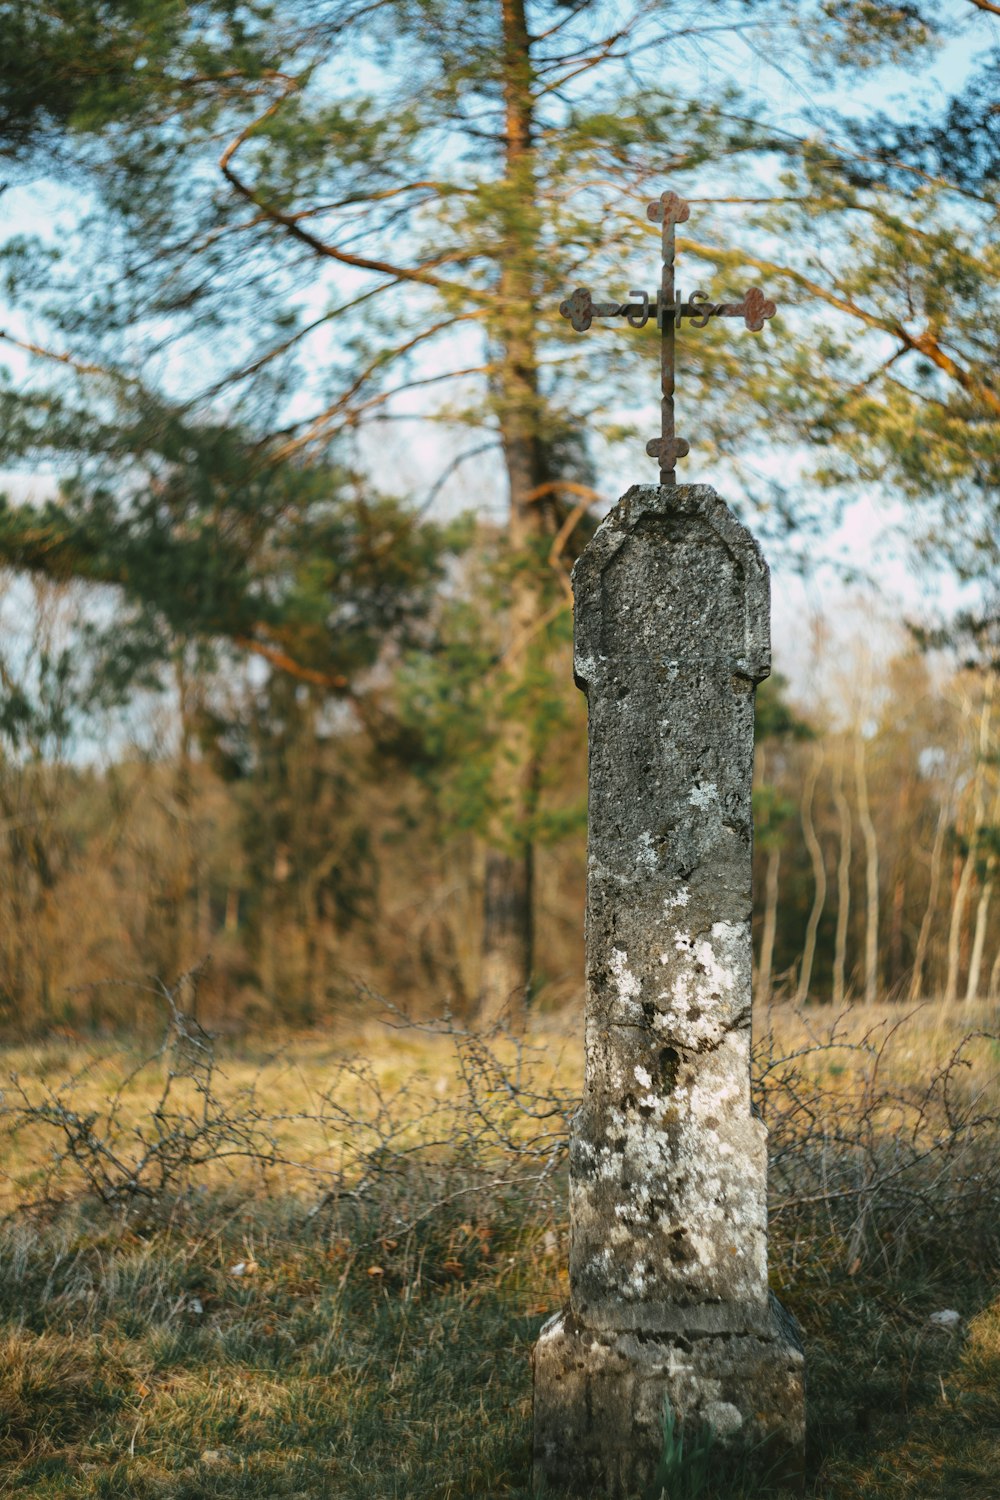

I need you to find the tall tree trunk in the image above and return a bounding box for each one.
[988,940,1000,1001]
[909,781,950,1001]
[480,846,534,1025]
[832,748,852,1007]
[756,844,781,1003]
[944,851,966,1004]
[945,677,993,1003]
[854,729,879,1006]
[197,877,211,951]
[887,775,911,993]
[796,744,826,1004]
[258,886,276,1001]
[889,866,905,993]
[966,872,994,1001]
[966,777,1000,1001]
[170,651,197,979]
[477,0,549,1029]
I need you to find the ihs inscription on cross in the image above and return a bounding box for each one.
[559,191,777,485]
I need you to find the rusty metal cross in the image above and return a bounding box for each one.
[559,191,777,485]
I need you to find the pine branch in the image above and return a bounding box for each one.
[196,285,399,403]
[217,90,487,305]
[231,634,352,692]
[0,330,132,387]
[702,108,999,208]
[0,509,355,695]
[271,356,492,461]
[679,236,1000,420]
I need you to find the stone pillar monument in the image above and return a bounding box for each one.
[532,483,805,1495]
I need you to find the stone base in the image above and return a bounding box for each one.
[533,1296,805,1497]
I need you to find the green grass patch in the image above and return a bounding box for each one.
[0,1198,995,1497]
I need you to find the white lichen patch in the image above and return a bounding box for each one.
[688,781,718,809]
[688,1070,741,1117]
[703,1400,744,1438]
[587,855,629,887]
[633,1065,652,1089]
[597,1104,671,1185]
[654,920,746,1048]
[637,831,658,871]
[663,886,690,911]
[609,947,642,1010]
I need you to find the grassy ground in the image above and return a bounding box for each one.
[0,1000,997,1498]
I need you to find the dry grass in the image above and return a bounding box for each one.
[0,1008,577,1211]
[0,994,997,1497]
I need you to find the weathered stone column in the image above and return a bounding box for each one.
[533,484,804,1496]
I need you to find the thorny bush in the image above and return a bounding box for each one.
[756,1006,1000,1278]
[1,976,998,1283]
[0,976,577,1234]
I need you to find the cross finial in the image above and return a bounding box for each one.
[559,191,776,485]
[647,189,690,228]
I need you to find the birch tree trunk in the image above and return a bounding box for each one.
[966,776,1000,1001]
[832,748,852,1007]
[854,729,880,1006]
[945,845,975,1004]
[945,677,993,1004]
[909,782,951,1001]
[796,744,826,1004]
[889,867,905,994]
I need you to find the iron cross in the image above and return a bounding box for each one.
[559,191,777,485]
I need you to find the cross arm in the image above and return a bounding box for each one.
[559,287,650,332]
[559,286,776,334]
[711,287,777,332]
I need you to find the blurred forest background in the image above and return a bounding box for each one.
[1,0,999,1037]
